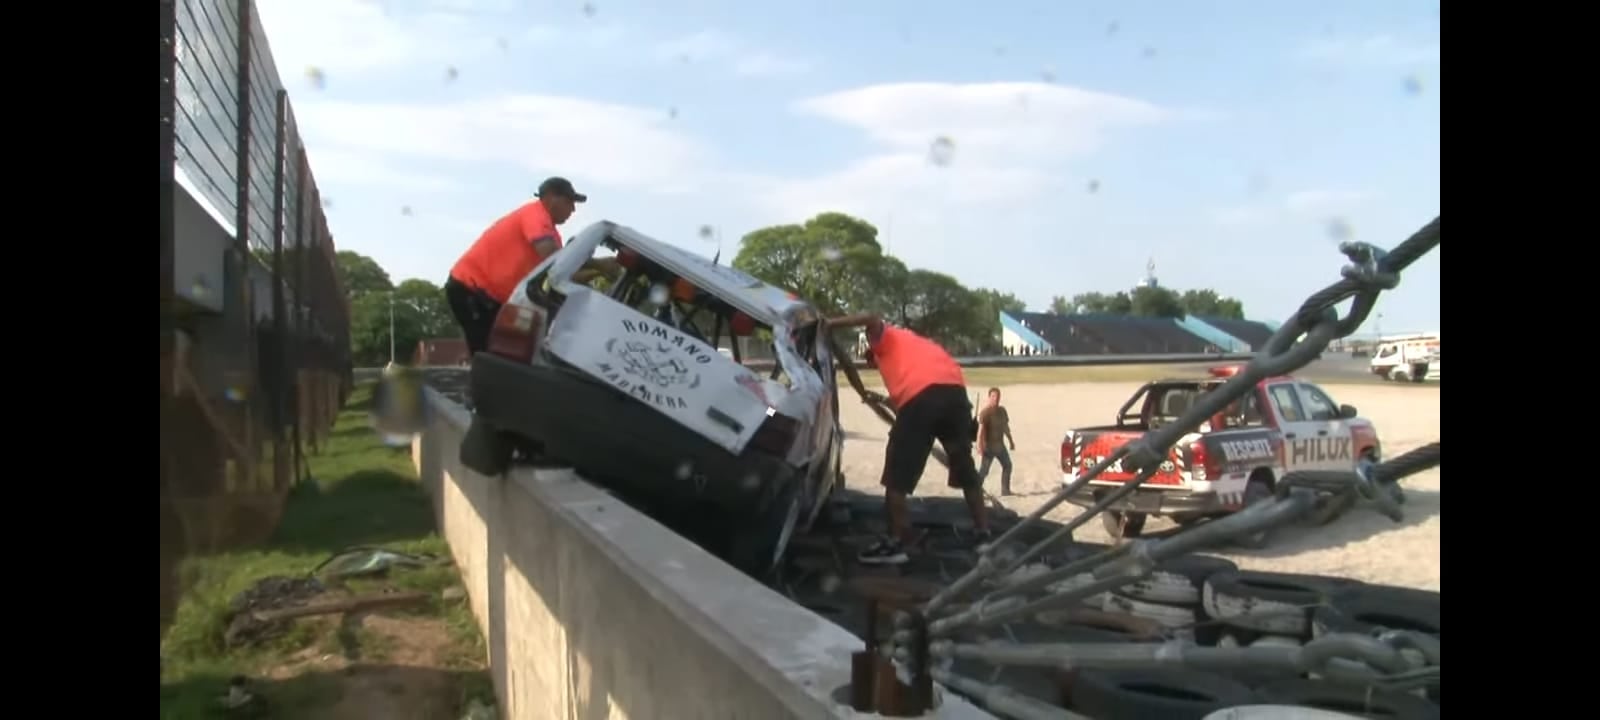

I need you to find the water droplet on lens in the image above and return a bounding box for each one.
[928,136,956,167]
[1326,217,1354,242]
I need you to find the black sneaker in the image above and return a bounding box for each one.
[857,538,909,565]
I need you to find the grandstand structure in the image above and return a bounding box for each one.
[999,311,1278,356]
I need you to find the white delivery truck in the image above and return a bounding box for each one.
[1369,333,1440,382]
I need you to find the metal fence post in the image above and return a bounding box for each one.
[291,147,308,483]
[271,88,290,492]
[232,0,256,490]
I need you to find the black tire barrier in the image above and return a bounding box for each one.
[1203,571,1360,638]
[1257,678,1440,720]
[1314,584,1440,638]
[1069,668,1258,720]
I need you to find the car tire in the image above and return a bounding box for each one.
[1118,554,1238,606]
[1067,668,1256,720]
[725,479,802,579]
[1203,570,1355,638]
[1103,592,1197,629]
[460,417,513,476]
[1101,510,1147,541]
[1232,476,1275,549]
[1257,678,1439,719]
[1313,585,1439,637]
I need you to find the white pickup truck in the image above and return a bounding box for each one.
[1061,366,1385,546]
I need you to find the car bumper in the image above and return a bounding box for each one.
[469,352,797,515]
[1062,480,1225,516]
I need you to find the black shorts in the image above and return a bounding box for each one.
[444,277,502,355]
[881,384,981,494]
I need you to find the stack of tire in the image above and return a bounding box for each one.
[1049,553,1440,719]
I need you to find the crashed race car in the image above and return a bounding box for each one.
[459,221,844,576]
[1061,366,1387,547]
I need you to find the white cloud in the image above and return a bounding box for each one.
[301,148,463,193]
[754,82,1165,220]
[256,0,469,77]
[293,95,708,189]
[654,29,813,77]
[794,82,1167,166]
[747,81,1170,271]
[257,0,622,85]
[1296,34,1440,67]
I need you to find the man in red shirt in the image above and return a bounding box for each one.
[828,313,990,565]
[444,177,586,355]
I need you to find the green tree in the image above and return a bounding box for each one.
[1048,295,1072,315]
[336,250,394,298]
[1178,289,1246,319]
[1072,291,1133,315]
[735,212,1001,351]
[971,289,1026,350]
[350,292,422,366]
[897,270,990,354]
[733,212,887,317]
[1129,286,1187,318]
[393,278,456,339]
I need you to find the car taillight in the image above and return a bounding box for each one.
[487,304,546,363]
[1189,440,1220,480]
[749,408,801,456]
[1060,436,1077,472]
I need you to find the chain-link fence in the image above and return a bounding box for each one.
[159,0,352,632]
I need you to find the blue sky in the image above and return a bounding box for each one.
[256,0,1440,334]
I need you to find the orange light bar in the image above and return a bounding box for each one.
[672,278,697,302]
[1208,365,1243,378]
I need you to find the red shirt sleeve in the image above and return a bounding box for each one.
[516,203,562,255]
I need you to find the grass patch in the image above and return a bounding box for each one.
[160,383,488,720]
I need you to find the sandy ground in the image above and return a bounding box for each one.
[838,383,1441,591]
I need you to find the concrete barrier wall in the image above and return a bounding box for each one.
[412,389,993,720]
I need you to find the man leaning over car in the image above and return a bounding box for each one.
[444,177,621,359]
[444,177,588,357]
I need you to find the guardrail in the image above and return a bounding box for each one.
[410,389,995,719]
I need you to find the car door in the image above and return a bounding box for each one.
[1292,382,1354,471]
[1264,381,1330,473]
[800,321,842,527]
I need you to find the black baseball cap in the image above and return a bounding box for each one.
[536,177,588,203]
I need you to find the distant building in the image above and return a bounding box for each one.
[414,338,470,367]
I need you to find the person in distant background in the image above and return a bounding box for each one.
[976,387,1017,496]
[444,177,587,356]
[826,313,990,566]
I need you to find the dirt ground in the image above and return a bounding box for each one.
[838,382,1441,591]
[259,612,476,720]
